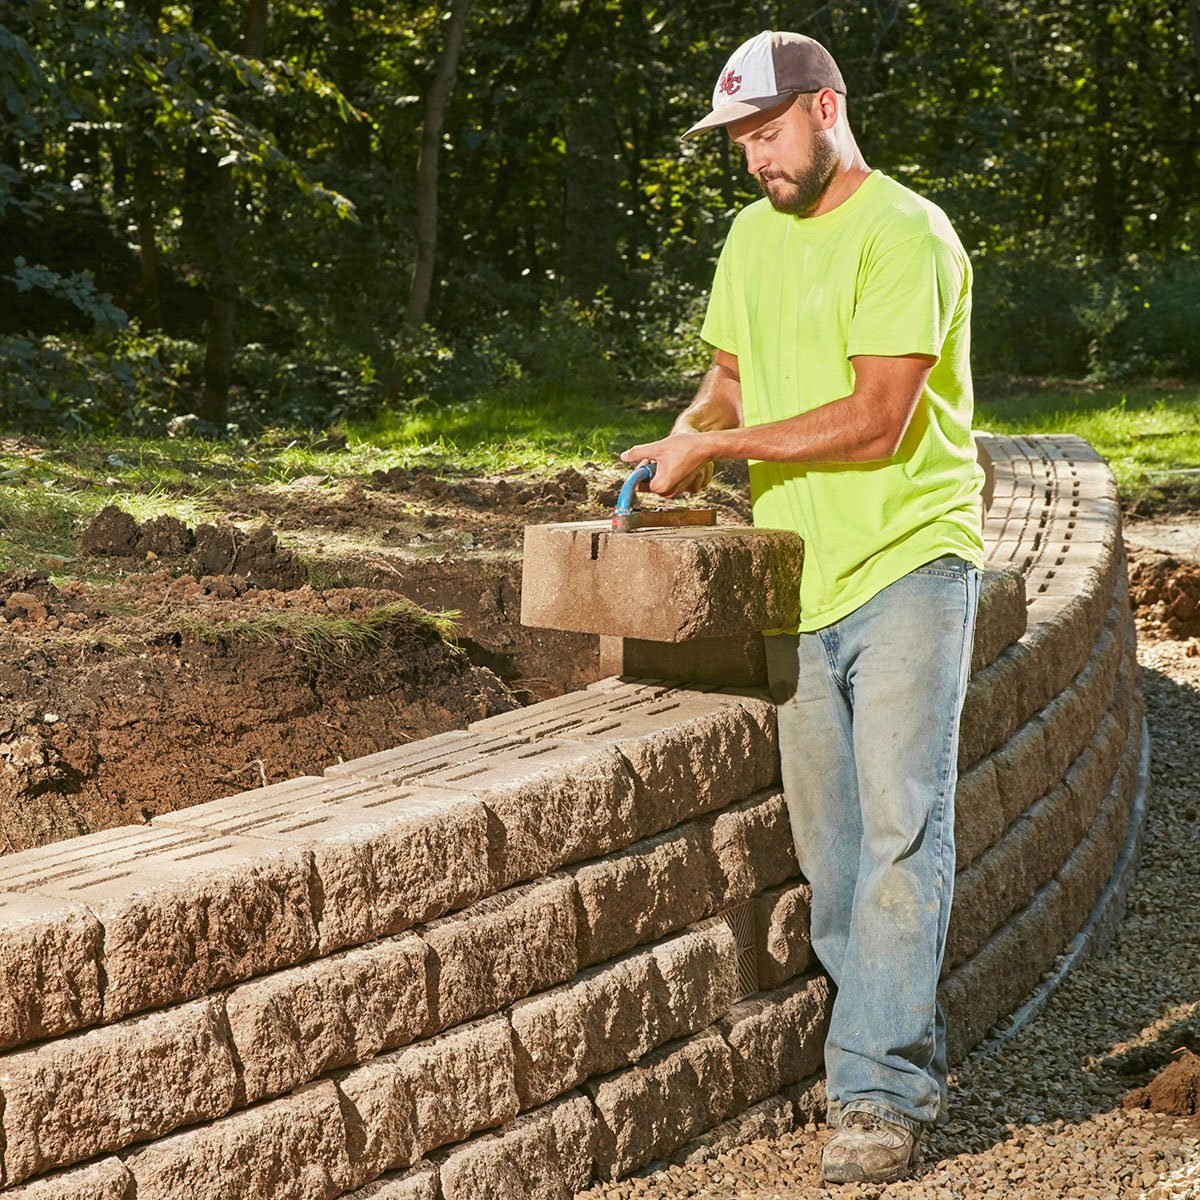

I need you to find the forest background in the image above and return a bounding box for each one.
[1,0,1197,435]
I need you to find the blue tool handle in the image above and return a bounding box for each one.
[614,462,656,516]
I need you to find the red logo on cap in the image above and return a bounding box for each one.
[719,68,742,96]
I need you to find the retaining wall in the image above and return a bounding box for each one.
[0,434,1143,1198]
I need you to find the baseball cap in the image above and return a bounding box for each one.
[682,30,846,139]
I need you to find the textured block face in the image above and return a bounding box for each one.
[717,973,832,1111]
[586,1029,735,1180]
[336,1015,519,1187]
[972,564,1027,672]
[342,1164,440,1198]
[0,826,317,1021]
[123,1080,351,1200]
[419,874,579,1030]
[0,1157,132,1198]
[703,791,798,906]
[649,918,740,1037]
[327,731,641,890]
[521,521,804,640]
[0,997,237,1185]
[0,892,103,1052]
[569,825,712,967]
[751,880,813,990]
[437,1093,596,1200]
[225,934,432,1106]
[161,787,491,954]
[471,685,779,836]
[509,951,663,1110]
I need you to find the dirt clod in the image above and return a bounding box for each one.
[1128,547,1200,639]
[1124,1050,1200,1117]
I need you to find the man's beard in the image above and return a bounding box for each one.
[758,133,839,216]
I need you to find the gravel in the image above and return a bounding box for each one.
[578,632,1200,1198]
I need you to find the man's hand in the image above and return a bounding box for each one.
[619,431,717,499]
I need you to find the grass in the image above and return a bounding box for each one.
[0,376,1195,578]
[165,600,462,662]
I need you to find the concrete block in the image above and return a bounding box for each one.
[702,791,798,907]
[0,825,318,1022]
[649,917,740,1037]
[972,564,1026,672]
[336,1015,519,1188]
[419,874,578,1030]
[340,1164,440,1199]
[569,824,712,967]
[225,933,432,1106]
[0,1158,133,1199]
[989,719,1052,835]
[160,785,492,955]
[0,997,236,1186]
[122,1080,351,1200]
[471,684,779,838]
[520,521,804,641]
[953,757,1005,871]
[751,879,813,990]
[586,1028,735,1180]
[437,1092,596,1200]
[717,973,832,1111]
[0,892,102,1052]
[509,949,663,1111]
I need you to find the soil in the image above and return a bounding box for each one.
[1124,1050,1200,1118]
[3,459,1196,860]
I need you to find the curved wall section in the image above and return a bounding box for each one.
[0,435,1142,1199]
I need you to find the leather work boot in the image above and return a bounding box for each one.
[820,1110,921,1184]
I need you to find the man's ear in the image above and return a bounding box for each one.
[814,87,840,129]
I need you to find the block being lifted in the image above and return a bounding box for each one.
[521,520,804,642]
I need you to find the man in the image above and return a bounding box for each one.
[620,30,986,1186]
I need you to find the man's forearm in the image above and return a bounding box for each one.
[673,360,743,433]
[702,389,904,465]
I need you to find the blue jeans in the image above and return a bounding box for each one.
[764,555,980,1135]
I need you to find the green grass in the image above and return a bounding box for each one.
[165,600,461,662]
[974,381,1200,503]
[0,377,1195,578]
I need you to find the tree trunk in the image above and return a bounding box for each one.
[404,0,472,332]
[198,0,268,426]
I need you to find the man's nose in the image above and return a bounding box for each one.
[745,148,768,177]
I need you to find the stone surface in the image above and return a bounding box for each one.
[520,521,804,641]
[122,1080,351,1200]
[336,1014,519,1188]
[471,684,779,840]
[702,791,798,907]
[0,1158,132,1199]
[0,997,236,1186]
[569,824,712,967]
[418,874,578,1030]
[437,1092,596,1200]
[0,825,317,1021]
[717,973,833,1111]
[225,933,432,1106]
[340,1164,440,1199]
[509,948,663,1111]
[972,564,1027,672]
[751,879,813,990]
[158,780,492,954]
[649,917,740,1036]
[0,892,102,1052]
[586,1029,735,1180]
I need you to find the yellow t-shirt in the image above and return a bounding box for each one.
[700,169,986,632]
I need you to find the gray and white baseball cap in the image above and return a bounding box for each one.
[682,31,846,139]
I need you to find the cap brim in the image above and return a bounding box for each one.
[680,92,793,139]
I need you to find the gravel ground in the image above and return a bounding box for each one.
[580,634,1200,1199]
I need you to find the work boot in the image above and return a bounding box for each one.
[820,1110,921,1184]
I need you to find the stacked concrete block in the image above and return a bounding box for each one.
[0,433,1143,1196]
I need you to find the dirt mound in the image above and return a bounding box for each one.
[1123,1049,1200,1116]
[1127,547,1200,639]
[369,465,591,509]
[81,505,306,589]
